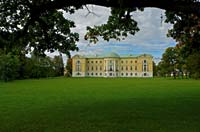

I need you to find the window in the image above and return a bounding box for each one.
[130,66,133,70]
[143,60,147,72]
[109,65,113,71]
[91,66,93,71]
[100,66,102,71]
[135,66,137,71]
[87,66,89,70]
[91,61,93,63]
[135,73,137,76]
[109,60,113,71]
[88,61,89,63]
[96,73,98,75]
[109,73,112,76]
[130,73,133,76]
[144,73,147,76]
[91,73,93,76]
[96,66,98,71]
[126,73,128,76]
[126,60,128,64]
[143,64,147,72]
[135,60,137,63]
[121,73,123,76]
[121,67,123,70]
[100,73,102,76]
[87,73,89,75]
[100,61,102,63]
[126,66,128,70]
[96,61,98,63]
[76,73,81,75]
[131,60,133,63]
[76,60,81,71]
[121,61,123,63]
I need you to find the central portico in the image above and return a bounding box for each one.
[104,52,120,77]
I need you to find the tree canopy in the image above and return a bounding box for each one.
[1,0,200,55]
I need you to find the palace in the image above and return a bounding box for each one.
[72,52,153,77]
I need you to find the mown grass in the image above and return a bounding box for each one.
[0,77,200,132]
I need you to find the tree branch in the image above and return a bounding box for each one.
[41,0,200,16]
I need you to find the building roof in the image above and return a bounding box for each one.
[103,52,120,58]
[72,52,153,59]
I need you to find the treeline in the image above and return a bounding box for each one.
[154,46,200,79]
[0,52,64,82]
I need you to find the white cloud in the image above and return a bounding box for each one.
[63,6,176,61]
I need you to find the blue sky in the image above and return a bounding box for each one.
[47,6,176,64]
[64,6,176,62]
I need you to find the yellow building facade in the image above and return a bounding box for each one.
[72,52,153,77]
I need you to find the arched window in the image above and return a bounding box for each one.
[76,60,81,71]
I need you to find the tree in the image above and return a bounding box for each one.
[0,53,20,81]
[186,52,200,79]
[161,47,178,74]
[165,9,200,78]
[65,58,72,77]
[1,1,200,79]
[158,47,187,78]
[153,61,158,77]
[1,0,200,56]
[53,54,64,76]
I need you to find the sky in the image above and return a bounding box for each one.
[48,5,176,64]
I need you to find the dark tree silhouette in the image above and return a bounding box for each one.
[1,0,200,55]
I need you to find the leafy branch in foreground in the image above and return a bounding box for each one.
[85,8,141,43]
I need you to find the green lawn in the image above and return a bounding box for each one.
[0,78,200,132]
